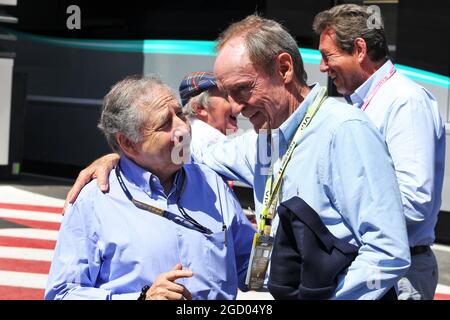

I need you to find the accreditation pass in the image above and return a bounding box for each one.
[245,233,274,290]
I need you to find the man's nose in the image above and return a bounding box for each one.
[228,95,245,115]
[319,59,329,73]
[173,118,191,141]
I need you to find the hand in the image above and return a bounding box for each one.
[63,153,120,213]
[146,263,193,300]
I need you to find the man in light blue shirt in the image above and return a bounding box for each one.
[198,15,410,299]
[314,4,445,300]
[65,15,411,300]
[45,75,255,300]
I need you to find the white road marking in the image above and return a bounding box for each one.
[432,244,450,253]
[436,284,450,294]
[0,209,62,223]
[0,270,48,289]
[0,246,54,261]
[0,228,59,241]
[0,186,64,207]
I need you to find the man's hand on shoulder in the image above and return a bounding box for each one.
[63,153,120,213]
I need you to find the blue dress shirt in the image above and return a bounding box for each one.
[45,156,255,300]
[195,83,411,299]
[347,60,446,247]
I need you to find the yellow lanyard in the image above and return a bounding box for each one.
[259,86,327,235]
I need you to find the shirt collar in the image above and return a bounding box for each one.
[277,82,322,144]
[347,60,395,107]
[119,155,184,197]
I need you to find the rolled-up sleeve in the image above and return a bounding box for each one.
[324,119,411,300]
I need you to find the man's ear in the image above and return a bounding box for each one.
[276,52,294,84]
[354,37,368,64]
[116,133,139,159]
[191,100,208,119]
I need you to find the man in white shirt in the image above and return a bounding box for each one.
[179,72,257,227]
[313,4,446,300]
[179,71,240,156]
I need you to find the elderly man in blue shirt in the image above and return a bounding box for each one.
[45,75,255,300]
[65,16,411,300]
[313,4,445,300]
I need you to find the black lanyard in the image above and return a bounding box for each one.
[115,165,216,235]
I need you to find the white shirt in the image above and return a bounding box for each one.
[189,116,226,157]
[347,60,446,247]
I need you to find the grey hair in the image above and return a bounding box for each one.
[98,74,172,153]
[313,4,389,63]
[216,14,307,84]
[183,90,210,117]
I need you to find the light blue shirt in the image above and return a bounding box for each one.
[45,156,255,300]
[196,83,411,299]
[347,60,446,247]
